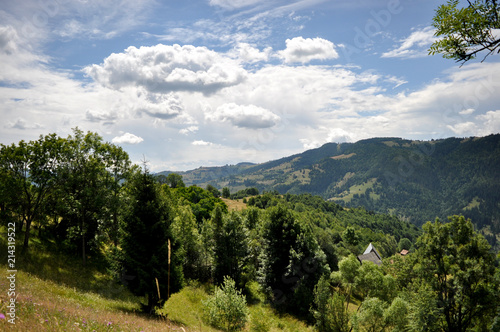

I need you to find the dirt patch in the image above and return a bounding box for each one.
[331,153,356,160]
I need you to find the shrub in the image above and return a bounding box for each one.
[202,276,249,331]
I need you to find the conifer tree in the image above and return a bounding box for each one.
[121,167,183,312]
[258,204,329,318]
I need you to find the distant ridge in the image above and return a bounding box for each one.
[160,135,500,245]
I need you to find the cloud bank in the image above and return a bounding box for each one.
[85,44,247,95]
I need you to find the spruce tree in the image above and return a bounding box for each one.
[121,168,183,312]
[258,204,329,318]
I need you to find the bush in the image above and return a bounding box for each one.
[202,276,249,331]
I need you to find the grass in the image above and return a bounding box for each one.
[0,268,180,331]
[221,198,247,212]
[157,282,313,332]
[0,229,182,331]
[0,227,314,331]
[332,178,378,203]
[463,197,481,211]
[331,153,356,160]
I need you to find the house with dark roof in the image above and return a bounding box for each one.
[357,243,382,266]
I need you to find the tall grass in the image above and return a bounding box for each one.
[0,227,180,331]
[157,281,313,332]
[0,227,313,331]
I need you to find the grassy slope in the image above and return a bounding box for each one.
[0,232,182,331]
[0,228,313,331]
[158,283,313,332]
[220,198,247,212]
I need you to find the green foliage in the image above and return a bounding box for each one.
[355,261,386,300]
[312,275,350,332]
[429,0,500,64]
[4,131,500,331]
[121,168,183,311]
[206,184,221,198]
[213,211,249,286]
[397,237,412,252]
[414,215,500,330]
[55,128,131,263]
[174,185,228,223]
[352,297,387,332]
[172,204,203,280]
[336,254,360,286]
[231,187,259,199]
[202,276,249,331]
[258,204,329,318]
[0,128,131,258]
[383,297,409,332]
[404,283,441,332]
[165,173,185,188]
[342,226,359,246]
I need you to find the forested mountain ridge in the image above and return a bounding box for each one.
[160,134,500,242]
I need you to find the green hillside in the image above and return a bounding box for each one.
[2,130,499,330]
[162,135,500,248]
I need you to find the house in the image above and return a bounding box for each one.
[357,243,382,266]
[400,249,409,256]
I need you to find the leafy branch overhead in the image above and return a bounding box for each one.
[429,0,500,64]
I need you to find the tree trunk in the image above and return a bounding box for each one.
[22,217,31,253]
[81,217,86,266]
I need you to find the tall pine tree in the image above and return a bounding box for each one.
[258,204,329,318]
[121,167,183,312]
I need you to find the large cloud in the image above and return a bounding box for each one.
[278,37,339,63]
[84,44,247,95]
[206,103,281,128]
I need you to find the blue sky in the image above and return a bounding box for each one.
[1,0,499,171]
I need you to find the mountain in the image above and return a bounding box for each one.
[161,135,500,244]
[157,162,256,185]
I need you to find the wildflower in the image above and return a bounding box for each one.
[0,313,5,320]
[107,321,112,326]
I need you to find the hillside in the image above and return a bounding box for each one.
[161,135,500,245]
[2,130,499,331]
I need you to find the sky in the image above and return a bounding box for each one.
[1,0,499,171]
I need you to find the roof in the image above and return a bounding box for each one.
[357,252,382,266]
[400,249,409,256]
[363,243,382,260]
[357,243,382,266]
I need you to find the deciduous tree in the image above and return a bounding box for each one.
[415,215,500,331]
[429,0,500,64]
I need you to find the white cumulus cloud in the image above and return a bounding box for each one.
[278,37,339,63]
[85,109,118,124]
[6,118,43,130]
[179,126,199,135]
[84,44,247,95]
[192,140,213,146]
[230,43,272,63]
[206,103,281,128]
[112,132,144,144]
[133,90,184,119]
